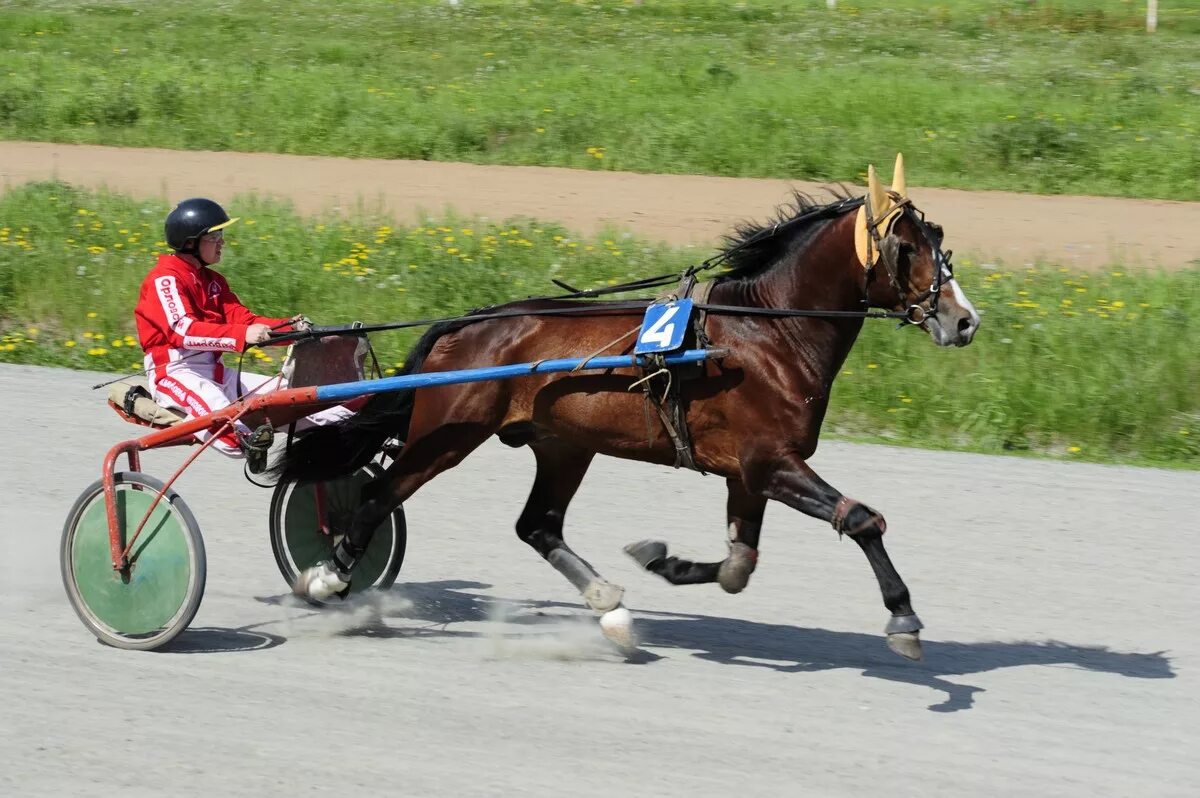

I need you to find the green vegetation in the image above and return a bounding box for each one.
[2,183,1196,467]
[1,0,1198,198]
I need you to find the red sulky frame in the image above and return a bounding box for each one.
[100,385,358,574]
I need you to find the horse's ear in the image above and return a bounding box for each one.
[856,162,904,268]
[867,164,890,219]
[891,153,906,198]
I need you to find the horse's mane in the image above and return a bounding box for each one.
[717,189,863,280]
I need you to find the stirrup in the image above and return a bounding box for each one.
[239,423,275,474]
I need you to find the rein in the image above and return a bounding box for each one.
[265,297,918,348]
[263,196,952,348]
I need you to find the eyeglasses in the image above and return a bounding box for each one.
[202,232,225,243]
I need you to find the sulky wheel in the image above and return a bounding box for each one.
[268,461,406,606]
[61,472,206,651]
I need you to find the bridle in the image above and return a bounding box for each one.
[864,198,955,326]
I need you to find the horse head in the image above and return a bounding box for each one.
[855,154,980,347]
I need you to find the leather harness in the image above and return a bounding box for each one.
[641,274,717,473]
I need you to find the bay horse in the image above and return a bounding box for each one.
[275,156,980,660]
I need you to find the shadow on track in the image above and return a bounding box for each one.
[253,580,1174,712]
[159,624,287,654]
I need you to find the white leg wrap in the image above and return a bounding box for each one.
[583,580,625,613]
[293,562,349,601]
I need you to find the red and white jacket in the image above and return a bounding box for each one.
[135,253,291,381]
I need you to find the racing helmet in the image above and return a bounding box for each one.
[164,198,240,253]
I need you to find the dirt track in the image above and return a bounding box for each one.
[2,141,1198,270]
[2,364,1198,797]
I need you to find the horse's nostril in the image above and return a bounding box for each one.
[957,316,974,334]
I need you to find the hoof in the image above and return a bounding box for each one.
[886,631,923,661]
[623,540,667,570]
[583,580,625,613]
[599,606,637,650]
[717,542,757,594]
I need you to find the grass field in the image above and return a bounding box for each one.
[2,0,1198,199]
[2,182,1196,467]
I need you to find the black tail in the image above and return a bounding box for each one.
[268,319,463,484]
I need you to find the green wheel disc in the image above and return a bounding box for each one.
[61,472,205,650]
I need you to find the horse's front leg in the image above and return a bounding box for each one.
[624,478,766,594]
[748,454,924,661]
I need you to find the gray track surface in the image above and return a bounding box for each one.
[1,364,1196,797]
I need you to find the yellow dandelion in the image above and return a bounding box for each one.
[87,347,108,356]
[64,340,77,348]
[1067,445,1082,454]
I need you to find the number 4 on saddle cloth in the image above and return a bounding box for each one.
[635,299,693,355]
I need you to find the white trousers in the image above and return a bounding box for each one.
[151,365,354,458]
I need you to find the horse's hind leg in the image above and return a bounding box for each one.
[517,439,634,647]
[294,401,500,601]
[749,454,923,661]
[624,477,766,594]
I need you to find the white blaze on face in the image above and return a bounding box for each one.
[943,265,980,327]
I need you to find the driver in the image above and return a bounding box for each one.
[134,197,352,473]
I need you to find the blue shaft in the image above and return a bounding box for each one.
[315,348,717,402]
